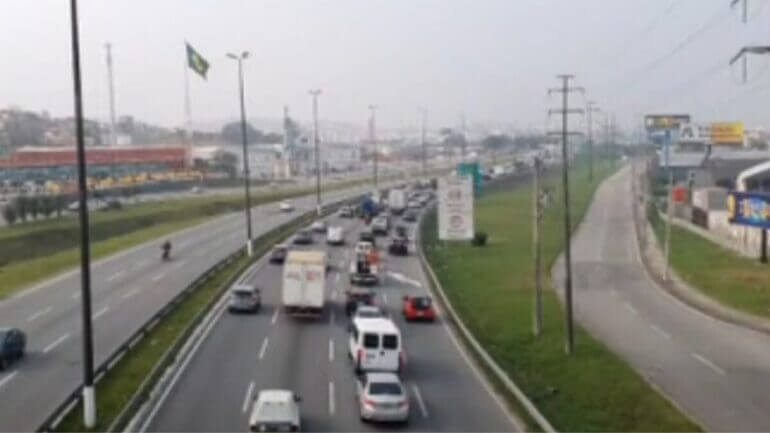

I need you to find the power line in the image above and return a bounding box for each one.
[603,0,678,61]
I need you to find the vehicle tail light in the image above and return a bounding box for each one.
[363,398,377,409]
[397,400,409,408]
[357,349,363,365]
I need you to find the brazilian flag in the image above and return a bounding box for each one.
[186,42,209,79]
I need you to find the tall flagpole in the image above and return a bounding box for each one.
[184,42,192,144]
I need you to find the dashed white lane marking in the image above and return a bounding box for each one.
[196,250,207,257]
[122,288,141,300]
[93,306,110,320]
[383,293,389,304]
[72,291,81,300]
[330,290,337,301]
[27,306,53,322]
[242,381,255,413]
[134,259,148,269]
[271,308,280,325]
[172,260,187,271]
[43,333,71,354]
[0,371,18,390]
[151,272,166,282]
[649,324,671,340]
[610,288,618,298]
[330,310,335,325]
[623,302,638,316]
[258,338,269,360]
[106,271,125,282]
[329,339,334,362]
[335,273,341,284]
[412,384,429,418]
[328,381,336,415]
[692,353,726,376]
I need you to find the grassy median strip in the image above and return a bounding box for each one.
[649,209,770,320]
[422,162,699,431]
[54,214,311,432]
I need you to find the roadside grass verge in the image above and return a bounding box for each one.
[421,163,699,431]
[649,209,770,320]
[54,211,314,432]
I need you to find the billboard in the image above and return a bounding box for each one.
[711,122,744,145]
[438,176,474,240]
[644,114,691,132]
[727,191,770,229]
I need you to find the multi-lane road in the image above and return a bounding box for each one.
[554,165,770,431]
[0,179,399,432]
[142,208,520,432]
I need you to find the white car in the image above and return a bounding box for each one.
[356,372,409,424]
[311,220,327,233]
[249,389,301,432]
[326,226,345,245]
[353,304,386,320]
[279,201,294,212]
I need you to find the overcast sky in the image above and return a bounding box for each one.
[1,0,769,134]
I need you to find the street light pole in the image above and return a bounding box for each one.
[68,0,96,427]
[309,89,322,216]
[368,105,378,190]
[227,51,253,256]
[420,108,427,178]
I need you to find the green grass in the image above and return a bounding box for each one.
[649,208,770,319]
[54,211,314,432]
[421,162,700,432]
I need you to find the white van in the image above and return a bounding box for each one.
[348,317,403,374]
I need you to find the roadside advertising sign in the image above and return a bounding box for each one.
[438,176,474,240]
[727,191,770,229]
[644,114,691,132]
[678,123,710,143]
[711,122,744,145]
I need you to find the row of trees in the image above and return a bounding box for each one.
[2,195,71,225]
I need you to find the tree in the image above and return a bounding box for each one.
[221,121,259,145]
[212,150,239,178]
[40,196,55,218]
[2,205,17,225]
[28,196,40,219]
[481,134,514,152]
[55,194,67,218]
[13,196,28,222]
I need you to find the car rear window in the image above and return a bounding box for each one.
[233,290,255,298]
[369,382,403,396]
[383,334,398,349]
[414,298,431,310]
[363,333,379,349]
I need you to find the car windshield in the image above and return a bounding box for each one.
[369,382,403,396]
[233,290,255,298]
[356,309,381,318]
[413,298,431,310]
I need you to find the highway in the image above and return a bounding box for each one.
[142,209,520,432]
[0,177,400,432]
[553,165,770,431]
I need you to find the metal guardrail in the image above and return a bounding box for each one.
[416,204,556,433]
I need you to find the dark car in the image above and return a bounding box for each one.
[269,244,289,264]
[402,210,418,222]
[0,327,26,370]
[395,225,408,239]
[359,230,376,246]
[293,229,314,245]
[345,288,376,316]
[388,237,409,256]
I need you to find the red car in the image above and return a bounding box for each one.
[402,296,436,322]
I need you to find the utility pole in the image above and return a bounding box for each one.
[586,101,600,181]
[105,42,117,147]
[227,51,253,256]
[369,105,378,190]
[420,108,427,178]
[532,157,543,336]
[68,0,96,427]
[310,89,322,216]
[461,113,467,159]
[731,0,750,82]
[547,74,584,355]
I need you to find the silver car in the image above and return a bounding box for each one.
[228,284,261,313]
[356,372,409,424]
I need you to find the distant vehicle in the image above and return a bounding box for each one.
[371,217,389,236]
[269,244,289,264]
[191,186,204,194]
[350,246,380,286]
[228,284,261,314]
[356,372,409,424]
[249,389,302,433]
[0,327,26,370]
[279,201,294,212]
[407,200,422,209]
[292,229,314,245]
[402,210,418,223]
[311,220,326,233]
[348,317,403,373]
[339,206,354,218]
[394,225,408,239]
[345,288,376,316]
[388,238,408,256]
[326,226,345,245]
[359,230,376,246]
[402,296,436,322]
[353,305,386,320]
[388,189,406,215]
[283,250,327,317]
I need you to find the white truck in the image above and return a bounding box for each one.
[282,250,327,317]
[388,188,406,215]
[350,242,381,286]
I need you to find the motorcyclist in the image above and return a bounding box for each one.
[161,240,172,261]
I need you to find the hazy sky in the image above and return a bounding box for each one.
[1,0,769,133]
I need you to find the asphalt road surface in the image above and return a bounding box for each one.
[0,178,403,432]
[554,166,770,431]
[143,210,520,432]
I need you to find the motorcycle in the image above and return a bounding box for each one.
[161,241,172,261]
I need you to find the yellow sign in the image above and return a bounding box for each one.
[711,122,744,145]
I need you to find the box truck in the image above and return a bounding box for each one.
[282,250,327,317]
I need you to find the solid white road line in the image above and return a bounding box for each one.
[258,338,269,360]
[411,384,429,418]
[27,306,53,322]
[383,293,388,304]
[43,333,71,354]
[329,339,334,362]
[106,271,125,282]
[242,381,255,414]
[692,353,726,376]
[151,272,166,282]
[623,302,638,316]
[93,306,110,320]
[649,324,672,340]
[271,308,280,325]
[122,288,141,300]
[328,381,336,415]
[0,371,18,390]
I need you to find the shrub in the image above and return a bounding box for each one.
[2,205,18,225]
[471,231,488,247]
